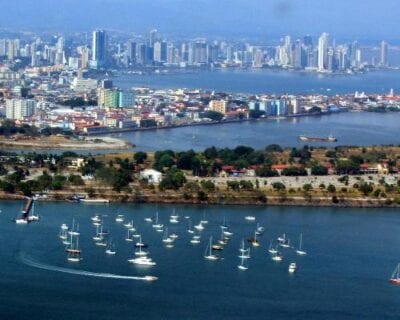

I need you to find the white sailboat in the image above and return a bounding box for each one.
[59,224,68,240]
[105,240,116,255]
[187,220,194,234]
[169,209,179,223]
[67,235,82,262]
[68,219,80,236]
[200,211,208,224]
[204,237,219,260]
[152,212,163,229]
[268,241,278,254]
[93,224,103,241]
[238,253,248,270]
[190,234,201,244]
[135,244,148,256]
[296,233,307,255]
[390,263,400,284]
[271,250,283,261]
[125,228,133,242]
[194,221,204,231]
[162,227,174,244]
[249,231,260,247]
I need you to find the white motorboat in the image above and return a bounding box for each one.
[288,262,297,273]
[115,215,124,223]
[128,256,156,266]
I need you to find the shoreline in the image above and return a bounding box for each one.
[0,136,133,151]
[1,192,397,208]
[82,111,341,136]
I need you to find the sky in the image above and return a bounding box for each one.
[0,0,399,40]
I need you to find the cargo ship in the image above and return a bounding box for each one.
[298,134,337,142]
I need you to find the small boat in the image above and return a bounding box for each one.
[68,251,82,262]
[66,234,82,255]
[296,233,307,255]
[255,223,265,235]
[162,227,174,244]
[135,245,148,256]
[272,251,283,261]
[238,240,251,258]
[95,240,107,247]
[14,218,28,224]
[105,240,116,255]
[212,244,224,251]
[152,212,163,229]
[248,231,260,247]
[298,134,337,142]
[68,219,80,236]
[169,209,179,223]
[124,220,133,229]
[280,238,290,248]
[190,237,201,244]
[115,215,124,223]
[238,253,248,270]
[187,220,194,234]
[128,256,156,266]
[194,222,204,231]
[220,217,228,230]
[245,216,256,221]
[268,241,278,254]
[144,217,153,222]
[135,236,148,248]
[59,225,68,240]
[223,230,233,237]
[390,263,400,284]
[200,212,208,224]
[93,224,103,241]
[125,229,133,242]
[169,233,178,240]
[170,217,179,224]
[204,237,219,260]
[288,262,297,273]
[91,214,101,222]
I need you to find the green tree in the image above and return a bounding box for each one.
[134,151,148,164]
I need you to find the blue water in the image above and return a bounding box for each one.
[113,69,400,95]
[121,112,400,151]
[1,201,400,319]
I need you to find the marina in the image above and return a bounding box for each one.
[2,201,400,319]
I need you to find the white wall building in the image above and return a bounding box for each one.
[6,99,36,120]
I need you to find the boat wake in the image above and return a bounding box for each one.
[18,253,157,281]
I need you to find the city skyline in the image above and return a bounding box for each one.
[0,0,399,40]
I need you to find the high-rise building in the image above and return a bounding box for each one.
[317,33,329,72]
[126,41,137,65]
[149,29,157,48]
[380,41,388,67]
[91,30,107,69]
[6,99,36,120]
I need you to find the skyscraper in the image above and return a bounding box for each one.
[317,33,329,72]
[380,41,388,67]
[149,29,157,48]
[91,30,107,69]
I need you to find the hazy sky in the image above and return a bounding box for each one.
[1,0,399,39]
